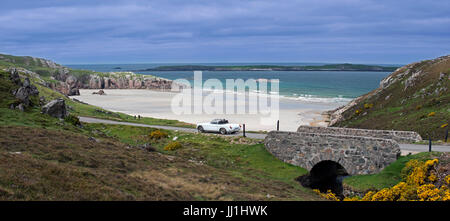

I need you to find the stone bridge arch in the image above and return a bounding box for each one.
[264,131,401,175]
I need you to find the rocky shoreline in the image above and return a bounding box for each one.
[0,54,185,97]
[46,71,184,96]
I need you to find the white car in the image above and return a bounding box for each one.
[197,119,241,135]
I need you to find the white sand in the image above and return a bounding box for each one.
[75,89,345,131]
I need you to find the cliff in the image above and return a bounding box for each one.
[0,54,183,96]
[47,71,178,96]
[329,55,450,140]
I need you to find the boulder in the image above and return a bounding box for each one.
[41,98,68,118]
[11,76,39,107]
[9,68,21,86]
[92,89,106,95]
[15,103,25,112]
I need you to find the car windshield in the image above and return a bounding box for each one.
[218,119,229,124]
[210,119,228,124]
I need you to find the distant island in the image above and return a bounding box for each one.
[136,64,399,72]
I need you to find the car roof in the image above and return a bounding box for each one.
[212,118,227,121]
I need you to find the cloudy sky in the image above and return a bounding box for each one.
[1,0,449,64]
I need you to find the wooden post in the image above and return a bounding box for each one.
[277,120,279,131]
[429,138,432,152]
[445,127,448,143]
[243,124,246,137]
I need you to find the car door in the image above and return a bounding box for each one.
[208,120,218,132]
[216,120,226,132]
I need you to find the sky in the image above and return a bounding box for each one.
[0,0,449,64]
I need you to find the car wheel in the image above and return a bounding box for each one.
[197,126,204,133]
[220,128,227,135]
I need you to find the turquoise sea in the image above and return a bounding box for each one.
[66,63,394,103]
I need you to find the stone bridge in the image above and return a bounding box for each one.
[264,131,401,175]
[297,126,422,143]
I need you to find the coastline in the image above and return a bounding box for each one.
[74,89,345,131]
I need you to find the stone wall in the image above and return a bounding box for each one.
[264,131,401,175]
[297,126,422,143]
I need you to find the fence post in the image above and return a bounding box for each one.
[243,124,246,137]
[429,138,432,152]
[445,127,448,143]
[277,120,279,131]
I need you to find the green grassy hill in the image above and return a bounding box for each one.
[0,65,322,200]
[330,55,450,140]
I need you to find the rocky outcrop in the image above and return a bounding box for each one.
[297,125,422,143]
[9,69,39,110]
[41,98,68,118]
[1,54,185,96]
[264,131,401,175]
[48,71,182,96]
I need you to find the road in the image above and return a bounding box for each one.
[79,116,267,139]
[79,116,449,153]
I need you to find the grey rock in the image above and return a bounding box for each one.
[23,77,31,88]
[16,103,25,112]
[39,96,46,105]
[41,98,68,118]
[9,68,21,85]
[11,77,39,107]
[88,137,99,143]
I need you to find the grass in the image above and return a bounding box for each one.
[83,124,316,200]
[333,58,450,140]
[343,152,442,192]
[0,68,320,200]
[0,122,320,200]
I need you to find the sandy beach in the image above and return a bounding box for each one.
[75,89,345,131]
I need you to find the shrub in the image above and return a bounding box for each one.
[364,103,373,109]
[149,130,168,140]
[355,159,447,201]
[64,114,81,126]
[164,141,182,151]
[315,158,450,201]
[416,105,422,110]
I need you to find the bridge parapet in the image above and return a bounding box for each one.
[297,126,422,143]
[264,131,401,175]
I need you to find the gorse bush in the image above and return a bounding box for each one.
[364,103,374,109]
[149,130,168,140]
[313,189,340,201]
[315,158,450,201]
[164,141,182,151]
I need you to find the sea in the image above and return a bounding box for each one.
[66,63,395,104]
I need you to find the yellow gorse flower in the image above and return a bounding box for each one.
[313,158,450,201]
[313,189,340,201]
